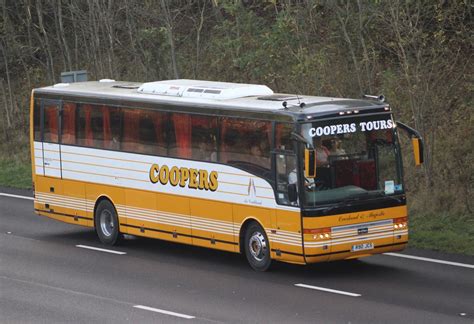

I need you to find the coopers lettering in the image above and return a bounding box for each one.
[149,164,218,191]
[308,119,393,137]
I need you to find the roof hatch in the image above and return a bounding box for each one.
[137,79,273,100]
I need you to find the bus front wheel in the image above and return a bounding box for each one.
[244,222,271,271]
[95,199,122,245]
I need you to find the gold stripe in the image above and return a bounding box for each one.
[61,149,151,165]
[61,158,143,173]
[62,167,149,183]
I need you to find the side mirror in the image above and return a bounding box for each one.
[304,148,317,178]
[396,121,424,167]
[412,138,424,166]
[288,183,298,203]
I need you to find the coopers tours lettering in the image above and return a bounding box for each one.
[308,119,394,137]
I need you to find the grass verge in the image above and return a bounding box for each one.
[409,212,474,256]
[0,158,32,189]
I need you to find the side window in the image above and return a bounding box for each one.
[122,109,140,152]
[77,104,92,147]
[76,104,105,148]
[219,118,271,180]
[123,108,169,155]
[191,115,217,162]
[76,104,121,149]
[43,103,59,143]
[169,113,192,158]
[138,111,155,154]
[276,154,298,206]
[138,110,168,155]
[276,123,293,151]
[151,111,169,156]
[90,106,104,147]
[102,105,121,150]
[61,102,76,145]
[219,118,245,164]
[33,100,41,141]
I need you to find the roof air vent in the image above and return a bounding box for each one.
[258,94,299,101]
[53,83,70,88]
[137,79,273,100]
[112,84,140,89]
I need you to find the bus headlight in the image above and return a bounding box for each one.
[307,228,332,240]
[393,217,408,230]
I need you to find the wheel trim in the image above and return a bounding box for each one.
[100,209,114,237]
[248,231,267,262]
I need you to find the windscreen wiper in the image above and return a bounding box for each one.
[321,191,387,213]
[320,193,369,213]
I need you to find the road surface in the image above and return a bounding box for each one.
[1,188,473,323]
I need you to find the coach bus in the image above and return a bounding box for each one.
[30,79,423,271]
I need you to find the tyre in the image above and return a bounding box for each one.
[95,199,122,245]
[244,222,271,271]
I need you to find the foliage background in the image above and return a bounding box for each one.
[0,0,472,253]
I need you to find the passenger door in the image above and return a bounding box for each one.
[272,152,304,261]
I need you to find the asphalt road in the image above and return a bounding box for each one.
[1,188,473,323]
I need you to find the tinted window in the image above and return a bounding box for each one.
[102,105,121,150]
[33,100,41,141]
[169,113,192,158]
[140,110,168,155]
[76,104,121,149]
[77,104,101,148]
[275,123,293,151]
[191,115,217,162]
[76,104,90,146]
[122,109,139,152]
[43,103,59,143]
[219,118,271,179]
[61,102,76,145]
[123,108,169,155]
[90,106,104,147]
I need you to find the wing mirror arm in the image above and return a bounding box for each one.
[396,121,424,166]
[290,132,317,178]
[291,132,313,149]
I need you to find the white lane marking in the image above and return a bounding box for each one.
[133,305,195,319]
[384,253,474,269]
[76,245,126,255]
[0,193,34,201]
[295,283,361,297]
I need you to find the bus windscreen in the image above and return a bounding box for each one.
[300,115,403,207]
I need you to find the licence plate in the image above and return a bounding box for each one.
[351,242,374,252]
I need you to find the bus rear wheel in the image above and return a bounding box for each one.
[244,222,271,271]
[95,199,122,245]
